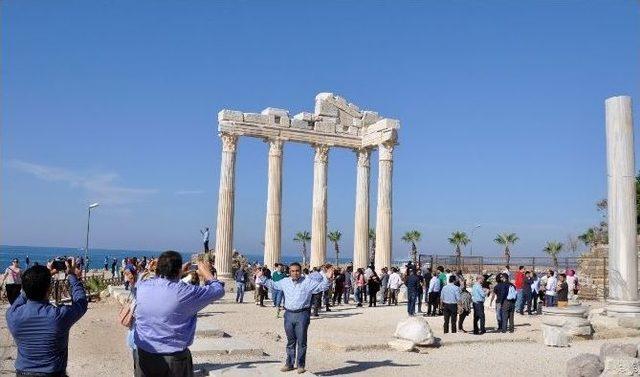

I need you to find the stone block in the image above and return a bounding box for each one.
[293,112,313,121]
[291,119,311,130]
[600,342,638,359]
[388,339,415,352]
[243,113,269,124]
[314,121,336,134]
[566,353,603,377]
[218,110,243,122]
[618,317,640,329]
[314,100,339,117]
[362,111,382,125]
[542,325,570,347]
[394,316,435,344]
[602,356,640,376]
[261,107,289,117]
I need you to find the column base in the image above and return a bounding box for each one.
[606,299,640,318]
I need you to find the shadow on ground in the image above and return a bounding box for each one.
[195,360,280,372]
[315,360,420,376]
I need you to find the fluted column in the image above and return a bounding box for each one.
[605,96,640,318]
[310,145,329,268]
[263,139,284,268]
[353,148,370,270]
[214,133,238,279]
[375,142,394,274]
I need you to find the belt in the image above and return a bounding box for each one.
[285,307,311,313]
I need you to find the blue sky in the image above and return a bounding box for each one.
[2,1,639,260]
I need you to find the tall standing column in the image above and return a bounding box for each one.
[605,95,640,318]
[214,133,238,280]
[375,142,394,274]
[353,148,370,270]
[310,145,329,268]
[263,139,284,268]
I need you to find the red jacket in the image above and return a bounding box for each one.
[515,271,525,289]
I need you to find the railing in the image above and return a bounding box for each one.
[1,275,124,303]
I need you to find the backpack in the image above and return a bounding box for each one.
[507,285,517,300]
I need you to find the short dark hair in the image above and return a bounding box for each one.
[549,270,555,276]
[448,275,456,283]
[22,265,51,301]
[290,262,301,270]
[437,266,444,272]
[519,265,525,270]
[156,250,182,279]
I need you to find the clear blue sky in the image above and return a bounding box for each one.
[2,1,639,259]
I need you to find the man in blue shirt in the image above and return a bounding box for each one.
[134,250,225,377]
[440,275,461,334]
[471,275,487,335]
[7,259,88,376]
[405,268,422,316]
[259,262,333,374]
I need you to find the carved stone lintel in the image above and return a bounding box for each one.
[378,142,394,161]
[266,138,284,157]
[314,144,330,163]
[220,133,238,153]
[355,148,371,168]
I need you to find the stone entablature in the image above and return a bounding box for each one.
[217,92,399,149]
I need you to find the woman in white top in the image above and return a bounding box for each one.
[2,258,23,304]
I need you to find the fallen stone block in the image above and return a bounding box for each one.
[388,339,415,352]
[565,353,603,377]
[602,356,640,376]
[600,342,638,359]
[542,325,569,347]
[394,316,435,345]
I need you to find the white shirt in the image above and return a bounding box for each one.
[545,276,557,296]
[364,267,373,280]
[531,277,540,293]
[427,276,441,293]
[203,230,210,242]
[387,272,402,289]
[566,275,577,291]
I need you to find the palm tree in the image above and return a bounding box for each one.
[401,230,422,265]
[293,231,311,267]
[494,232,519,265]
[448,231,470,267]
[368,228,376,265]
[327,230,342,267]
[578,228,598,249]
[543,241,563,269]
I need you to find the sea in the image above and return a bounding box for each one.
[0,245,358,270]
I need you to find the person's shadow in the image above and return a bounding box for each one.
[316,360,419,376]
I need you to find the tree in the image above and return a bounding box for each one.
[578,228,598,249]
[293,231,311,267]
[494,232,519,265]
[448,231,470,267]
[401,230,422,265]
[368,228,376,265]
[543,241,563,269]
[327,230,342,267]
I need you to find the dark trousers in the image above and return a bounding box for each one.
[135,347,193,377]
[530,292,538,312]
[473,302,486,334]
[501,300,515,332]
[311,293,322,315]
[343,286,351,304]
[259,286,268,306]
[204,240,209,252]
[332,287,343,305]
[522,291,532,314]
[388,289,399,305]
[284,310,311,368]
[458,310,470,330]
[443,303,458,333]
[322,289,331,310]
[408,292,417,315]
[368,290,378,306]
[417,289,423,312]
[427,292,439,316]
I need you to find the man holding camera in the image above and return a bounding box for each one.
[6,259,88,377]
[133,250,224,377]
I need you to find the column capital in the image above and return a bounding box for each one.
[378,142,394,161]
[265,138,284,157]
[220,133,238,152]
[354,148,371,167]
[313,144,330,163]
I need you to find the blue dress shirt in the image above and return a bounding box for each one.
[440,283,461,304]
[472,282,486,303]
[261,272,330,311]
[6,274,88,374]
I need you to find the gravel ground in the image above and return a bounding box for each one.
[2,293,639,376]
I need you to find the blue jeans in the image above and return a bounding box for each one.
[235,282,246,303]
[284,310,311,368]
[407,292,417,315]
[273,289,283,307]
[515,289,524,312]
[343,286,351,304]
[545,294,557,307]
[354,286,363,304]
[496,302,502,329]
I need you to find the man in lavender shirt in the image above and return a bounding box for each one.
[134,251,225,377]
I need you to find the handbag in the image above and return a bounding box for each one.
[118,292,135,328]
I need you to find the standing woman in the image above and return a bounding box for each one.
[2,259,23,304]
[354,268,366,307]
[367,271,381,307]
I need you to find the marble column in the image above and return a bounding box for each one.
[375,142,394,274]
[605,95,640,318]
[353,148,370,270]
[263,139,284,269]
[310,145,329,268]
[214,133,238,279]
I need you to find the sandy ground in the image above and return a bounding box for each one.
[2,293,640,377]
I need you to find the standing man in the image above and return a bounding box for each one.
[426,271,441,316]
[514,265,525,314]
[405,268,421,316]
[258,263,333,374]
[104,255,109,272]
[387,267,402,306]
[379,267,389,305]
[343,266,352,304]
[440,275,460,334]
[200,227,210,253]
[25,255,30,268]
[272,263,287,317]
[134,251,225,377]
[544,270,558,307]
[111,257,118,278]
[6,259,88,376]
[234,266,248,303]
[521,271,533,315]
[471,275,487,335]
